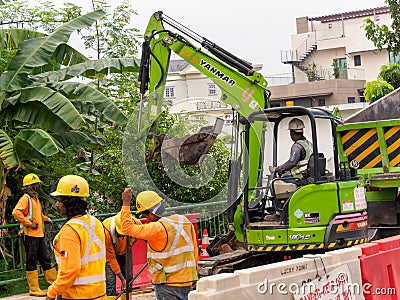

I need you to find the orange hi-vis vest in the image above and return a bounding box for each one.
[53,214,106,299]
[147,214,198,285]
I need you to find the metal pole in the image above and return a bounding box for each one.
[137,94,144,132]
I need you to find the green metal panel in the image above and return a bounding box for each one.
[245,229,264,245]
[288,182,340,228]
[337,180,363,212]
[366,188,397,202]
[287,226,326,245]
[262,228,288,245]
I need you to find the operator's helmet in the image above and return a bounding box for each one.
[50,175,90,198]
[288,118,305,133]
[23,173,42,187]
[136,190,162,213]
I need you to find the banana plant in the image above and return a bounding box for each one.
[0,10,139,206]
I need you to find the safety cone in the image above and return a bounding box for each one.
[199,229,210,259]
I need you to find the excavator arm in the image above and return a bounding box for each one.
[139,11,271,240]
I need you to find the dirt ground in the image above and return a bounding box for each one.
[0,289,156,300]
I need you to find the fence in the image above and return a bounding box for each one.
[0,201,228,286]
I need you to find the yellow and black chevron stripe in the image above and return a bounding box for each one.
[384,126,400,167]
[248,238,369,252]
[341,128,381,169]
[248,243,325,252]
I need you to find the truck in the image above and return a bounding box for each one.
[335,92,400,240]
[137,11,370,276]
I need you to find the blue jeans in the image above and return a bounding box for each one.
[105,254,126,296]
[154,284,193,300]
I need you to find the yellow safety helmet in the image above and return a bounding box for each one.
[114,212,124,234]
[50,175,89,197]
[136,191,162,213]
[23,173,42,187]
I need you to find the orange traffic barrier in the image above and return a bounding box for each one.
[357,235,400,300]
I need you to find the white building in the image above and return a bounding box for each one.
[165,6,394,126]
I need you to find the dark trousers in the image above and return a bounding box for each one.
[154,284,193,300]
[105,254,127,296]
[24,235,52,271]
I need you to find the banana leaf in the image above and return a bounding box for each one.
[31,57,140,83]
[4,86,85,130]
[0,10,105,99]
[52,131,105,150]
[52,82,127,126]
[14,129,64,158]
[0,129,19,168]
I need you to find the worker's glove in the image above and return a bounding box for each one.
[30,222,38,230]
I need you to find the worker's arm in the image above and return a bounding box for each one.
[120,206,166,243]
[47,225,81,298]
[120,188,167,251]
[275,143,303,173]
[12,196,32,227]
[104,229,122,275]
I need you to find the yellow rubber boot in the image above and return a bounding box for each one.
[107,297,117,300]
[43,267,57,284]
[26,270,47,297]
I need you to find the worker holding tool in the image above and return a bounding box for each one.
[12,173,57,297]
[103,212,140,299]
[120,188,198,300]
[45,175,106,300]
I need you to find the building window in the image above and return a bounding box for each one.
[348,97,355,104]
[360,96,366,102]
[354,55,361,66]
[165,87,175,98]
[389,52,400,64]
[208,83,217,95]
[318,99,325,106]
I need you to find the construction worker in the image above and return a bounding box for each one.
[103,212,139,298]
[12,173,57,297]
[269,118,313,178]
[120,189,198,300]
[45,175,106,300]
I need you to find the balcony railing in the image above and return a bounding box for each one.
[197,100,229,110]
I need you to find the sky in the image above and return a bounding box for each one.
[41,0,387,75]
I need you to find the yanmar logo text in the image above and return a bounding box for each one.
[200,59,236,86]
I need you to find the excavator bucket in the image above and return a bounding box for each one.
[145,118,224,166]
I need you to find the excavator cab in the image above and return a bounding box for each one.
[239,106,369,253]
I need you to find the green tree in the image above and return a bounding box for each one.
[378,62,400,89]
[0,10,141,224]
[364,0,400,54]
[364,78,394,102]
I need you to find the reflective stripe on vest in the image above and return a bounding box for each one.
[54,215,106,286]
[110,216,117,246]
[20,194,34,234]
[147,215,197,283]
[147,215,195,261]
[291,139,313,177]
[67,216,106,267]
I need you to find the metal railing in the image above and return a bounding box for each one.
[0,202,229,286]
